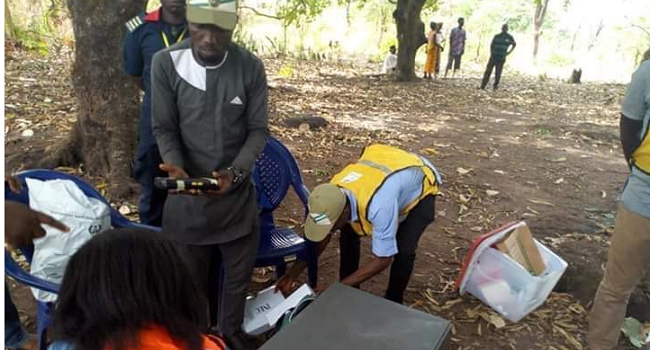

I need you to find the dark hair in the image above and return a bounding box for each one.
[643,47,650,62]
[52,229,206,350]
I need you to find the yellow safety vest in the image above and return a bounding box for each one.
[331,144,439,236]
[633,127,650,174]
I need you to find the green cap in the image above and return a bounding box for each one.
[304,184,347,242]
[186,0,238,30]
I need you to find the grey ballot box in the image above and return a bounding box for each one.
[260,283,451,350]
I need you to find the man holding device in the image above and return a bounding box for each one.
[151,0,269,348]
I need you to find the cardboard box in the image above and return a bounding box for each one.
[495,224,546,276]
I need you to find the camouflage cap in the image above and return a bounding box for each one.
[186,0,238,30]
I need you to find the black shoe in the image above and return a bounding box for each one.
[225,332,257,350]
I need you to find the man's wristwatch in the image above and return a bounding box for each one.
[227,166,244,184]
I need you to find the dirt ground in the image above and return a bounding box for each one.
[5,50,643,350]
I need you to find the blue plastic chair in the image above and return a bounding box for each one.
[4,169,160,346]
[253,137,318,287]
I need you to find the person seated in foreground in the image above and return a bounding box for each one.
[382,45,398,74]
[47,228,227,350]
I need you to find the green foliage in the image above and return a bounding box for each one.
[15,25,49,55]
[536,126,552,136]
[278,63,294,78]
[547,51,573,66]
[277,0,331,26]
[234,29,262,55]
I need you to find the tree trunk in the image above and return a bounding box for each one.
[393,0,427,81]
[533,0,550,59]
[5,0,17,40]
[44,0,145,199]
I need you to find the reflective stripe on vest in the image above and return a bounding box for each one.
[633,125,650,175]
[331,144,439,236]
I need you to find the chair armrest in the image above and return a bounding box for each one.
[5,251,59,294]
[110,210,162,232]
[293,183,311,218]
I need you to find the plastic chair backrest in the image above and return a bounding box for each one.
[5,169,158,232]
[253,138,309,214]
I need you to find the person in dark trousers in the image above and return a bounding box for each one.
[122,0,188,226]
[275,145,442,305]
[480,24,516,90]
[445,17,466,78]
[151,1,269,349]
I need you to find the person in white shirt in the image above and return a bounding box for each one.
[382,45,397,74]
[435,23,445,76]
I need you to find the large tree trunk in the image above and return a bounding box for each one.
[533,0,550,60]
[44,0,145,199]
[5,0,17,40]
[393,0,427,81]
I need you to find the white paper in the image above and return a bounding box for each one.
[242,283,315,336]
[243,286,286,335]
[266,284,315,326]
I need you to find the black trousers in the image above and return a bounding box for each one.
[446,53,462,72]
[339,195,436,304]
[481,56,506,89]
[177,224,260,337]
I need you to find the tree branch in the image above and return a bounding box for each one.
[631,23,650,38]
[240,5,283,20]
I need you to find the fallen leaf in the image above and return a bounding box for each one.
[298,123,310,132]
[457,167,472,175]
[423,148,438,156]
[442,298,463,310]
[549,157,567,162]
[489,314,506,329]
[555,178,565,184]
[471,226,483,232]
[494,170,506,175]
[118,205,131,215]
[553,325,583,350]
[601,190,607,198]
[21,129,34,137]
[528,199,555,207]
[486,190,500,197]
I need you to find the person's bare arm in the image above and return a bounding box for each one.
[339,256,392,287]
[5,201,69,249]
[275,236,331,295]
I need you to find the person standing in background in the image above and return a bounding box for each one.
[480,24,516,90]
[445,17,466,79]
[122,0,188,226]
[435,22,445,78]
[423,22,440,79]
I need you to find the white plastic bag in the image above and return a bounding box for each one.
[27,178,111,302]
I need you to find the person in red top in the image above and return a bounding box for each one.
[47,229,227,350]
